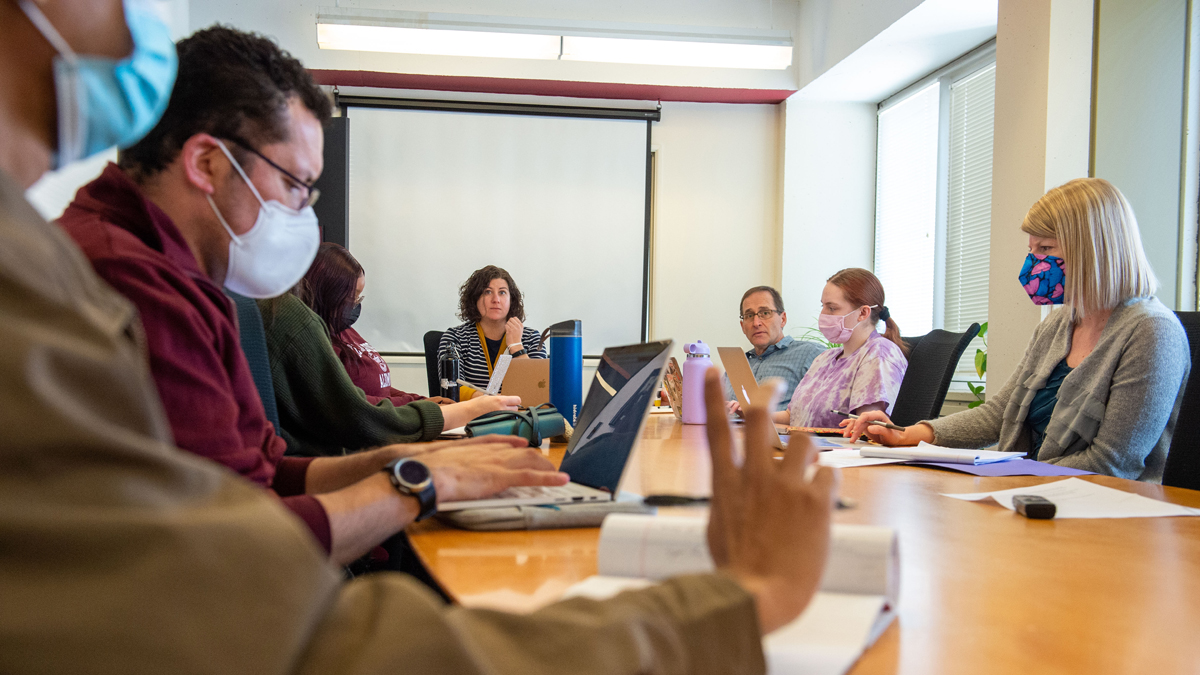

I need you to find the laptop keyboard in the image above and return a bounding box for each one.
[493,484,606,500]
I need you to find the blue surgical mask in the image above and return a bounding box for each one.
[18,0,177,168]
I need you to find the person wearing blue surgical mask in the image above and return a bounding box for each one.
[846,178,1189,483]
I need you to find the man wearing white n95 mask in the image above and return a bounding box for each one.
[55,25,567,566]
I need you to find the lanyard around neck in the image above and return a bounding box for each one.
[476,323,508,376]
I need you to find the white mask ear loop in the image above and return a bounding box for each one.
[848,304,879,329]
[205,193,241,244]
[214,139,268,208]
[16,0,80,64]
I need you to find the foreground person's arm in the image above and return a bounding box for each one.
[297,370,839,675]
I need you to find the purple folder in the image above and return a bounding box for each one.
[906,458,1095,477]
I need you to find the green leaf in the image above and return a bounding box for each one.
[977,321,988,338]
[967,400,984,409]
[974,350,987,379]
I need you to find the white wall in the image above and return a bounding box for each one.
[648,101,783,360]
[792,0,924,91]
[986,0,1054,393]
[1092,0,1189,310]
[779,99,877,332]
[191,0,799,91]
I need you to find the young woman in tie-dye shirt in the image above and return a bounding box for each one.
[769,269,909,429]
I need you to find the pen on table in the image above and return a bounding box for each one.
[644,494,857,510]
[831,409,906,432]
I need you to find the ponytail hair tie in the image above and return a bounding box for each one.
[878,306,891,322]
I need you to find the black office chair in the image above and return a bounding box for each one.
[423,330,445,397]
[890,323,981,427]
[224,290,281,431]
[1163,311,1200,490]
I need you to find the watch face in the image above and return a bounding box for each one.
[397,459,431,487]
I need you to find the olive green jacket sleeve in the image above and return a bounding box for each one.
[297,573,765,675]
[259,294,443,455]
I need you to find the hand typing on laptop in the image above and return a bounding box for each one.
[421,438,569,502]
[702,368,842,635]
[312,434,566,562]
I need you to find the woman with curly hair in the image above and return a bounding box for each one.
[438,266,548,399]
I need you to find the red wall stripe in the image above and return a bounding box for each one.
[309,69,795,105]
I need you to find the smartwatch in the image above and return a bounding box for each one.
[382,458,437,521]
[509,347,528,358]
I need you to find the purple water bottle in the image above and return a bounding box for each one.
[682,340,712,425]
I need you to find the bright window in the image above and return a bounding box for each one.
[873,46,996,386]
[874,82,940,336]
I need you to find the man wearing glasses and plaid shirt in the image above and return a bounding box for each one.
[725,286,826,412]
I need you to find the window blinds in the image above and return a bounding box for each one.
[944,63,996,382]
[874,83,940,336]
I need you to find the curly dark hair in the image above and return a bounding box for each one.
[118,25,332,179]
[295,243,363,341]
[457,265,525,324]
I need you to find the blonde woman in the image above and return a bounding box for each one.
[845,178,1189,482]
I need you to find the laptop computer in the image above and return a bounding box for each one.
[717,346,786,449]
[500,358,551,407]
[438,340,673,511]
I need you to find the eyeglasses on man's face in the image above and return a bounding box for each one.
[228,137,321,210]
[739,309,781,322]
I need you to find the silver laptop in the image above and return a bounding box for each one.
[438,340,673,511]
[717,346,786,449]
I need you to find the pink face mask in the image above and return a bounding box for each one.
[818,306,876,344]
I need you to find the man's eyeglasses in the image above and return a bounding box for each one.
[739,309,781,322]
[228,137,320,209]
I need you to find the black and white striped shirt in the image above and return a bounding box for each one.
[436,321,548,391]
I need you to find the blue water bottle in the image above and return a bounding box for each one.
[547,320,582,427]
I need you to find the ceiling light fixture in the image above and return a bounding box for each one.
[315,9,793,71]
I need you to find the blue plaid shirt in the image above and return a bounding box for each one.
[724,336,826,411]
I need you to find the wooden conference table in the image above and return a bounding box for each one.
[409,414,1200,674]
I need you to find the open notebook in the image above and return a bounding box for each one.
[564,514,898,675]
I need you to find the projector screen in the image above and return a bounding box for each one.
[345,105,649,355]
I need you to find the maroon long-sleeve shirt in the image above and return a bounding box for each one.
[332,327,426,406]
[57,164,330,552]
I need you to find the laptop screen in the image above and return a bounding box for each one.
[558,340,672,493]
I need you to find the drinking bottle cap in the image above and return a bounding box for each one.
[547,319,582,338]
[684,341,710,356]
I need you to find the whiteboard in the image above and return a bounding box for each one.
[346,105,648,354]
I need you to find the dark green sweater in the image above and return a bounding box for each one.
[259,294,443,456]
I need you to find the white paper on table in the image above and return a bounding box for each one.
[861,441,1024,465]
[563,578,894,675]
[817,449,907,469]
[765,593,895,675]
[942,477,1200,518]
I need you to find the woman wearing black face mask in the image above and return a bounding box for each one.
[844,178,1189,482]
[301,243,443,406]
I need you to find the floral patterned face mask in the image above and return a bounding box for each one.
[1018,253,1065,305]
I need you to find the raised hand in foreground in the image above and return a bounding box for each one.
[703,369,841,634]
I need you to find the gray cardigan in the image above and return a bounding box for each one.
[925,297,1189,482]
